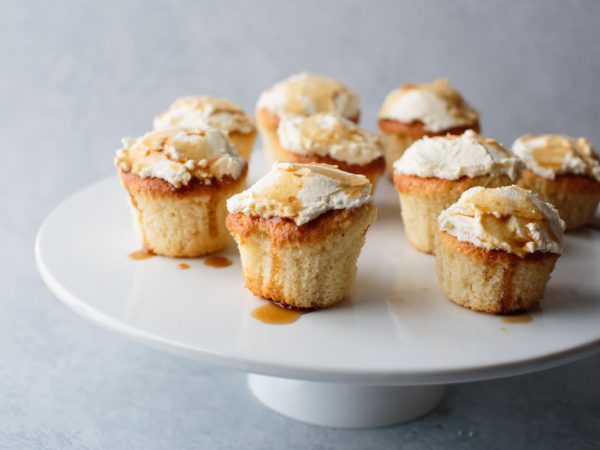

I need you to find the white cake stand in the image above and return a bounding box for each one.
[36,173,600,428]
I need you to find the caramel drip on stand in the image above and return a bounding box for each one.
[252,303,302,324]
[129,249,155,260]
[204,256,233,268]
[502,314,533,324]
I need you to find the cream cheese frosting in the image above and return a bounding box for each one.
[226,162,372,225]
[115,129,246,188]
[277,113,383,166]
[393,130,522,180]
[512,134,600,182]
[153,96,255,134]
[378,79,479,132]
[438,186,565,257]
[256,72,360,119]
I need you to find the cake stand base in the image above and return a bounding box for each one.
[247,374,446,428]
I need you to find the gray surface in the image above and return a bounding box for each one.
[2,0,600,448]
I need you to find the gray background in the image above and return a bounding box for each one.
[2,0,600,448]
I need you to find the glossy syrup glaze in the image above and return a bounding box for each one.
[204,256,233,268]
[252,303,303,324]
[502,314,533,324]
[129,249,155,260]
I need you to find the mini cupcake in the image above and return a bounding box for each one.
[115,129,247,257]
[393,130,522,254]
[512,134,600,230]
[153,96,256,160]
[275,113,385,190]
[226,162,376,310]
[378,78,480,177]
[256,72,360,164]
[436,185,564,313]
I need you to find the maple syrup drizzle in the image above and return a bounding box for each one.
[129,249,155,260]
[252,303,303,325]
[178,263,190,270]
[204,256,232,268]
[502,314,533,324]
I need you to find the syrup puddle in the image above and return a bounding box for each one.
[178,263,190,270]
[502,314,533,324]
[252,303,303,325]
[129,250,155,260]
[204,256,233,268]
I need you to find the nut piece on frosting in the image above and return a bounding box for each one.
[512,133,600,230]
[255,72,360,166]
[435,185,564,314]
[153,96,256,160]
[275,113,385,189]
[392,130,522,254]
[378,78,480,177]
[115,129,247,257]
[226,162,376,310]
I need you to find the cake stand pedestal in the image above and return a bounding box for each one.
[248,375,445,427]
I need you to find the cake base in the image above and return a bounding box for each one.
[435,231,559,313]
[256,108,281,167]
[227,205,377,310]
[248,374,446,428]
[120,170,247,257]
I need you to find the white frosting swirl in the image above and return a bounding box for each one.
[153,96,255,134]
[512,134,600,182]
[277,114,383,166]
[115,129,246,188]
[378,79,479,132]
[393,130,522,180]
[256,72,359,119]
[226,162,372,225]
[438,186,564,257]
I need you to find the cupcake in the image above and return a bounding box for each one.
[378,78,480,177]
[512,134,600,230]
[256,72,360,164]
[226,162,376,310]
[275,113,385,190]
[153,96,256,160]
[436,185,565,313]
[393,130,522,254]
[115,128,247,257]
